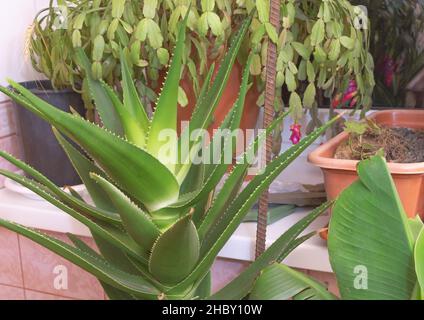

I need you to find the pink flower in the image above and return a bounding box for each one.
[383,55,396,88]
[332,80,358,109]
[290,124,302,145]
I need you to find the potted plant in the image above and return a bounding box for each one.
[0,17,341,300]
[243,156,424,300]
[308,109,424,218]
[29,1,374,142]
[7,3,87,187]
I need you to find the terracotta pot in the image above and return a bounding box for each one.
[308,110,424,218]
[156,61,260,135]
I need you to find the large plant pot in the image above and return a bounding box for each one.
[308,110,424,218]
[12,80,85,187]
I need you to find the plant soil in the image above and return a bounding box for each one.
[335,126,424,163]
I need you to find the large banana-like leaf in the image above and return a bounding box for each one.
[2,81,179,212]
[328,156,416,300]
[249,263,336,300]
[91,173,161,251]
[415,229,424,297]
[147,16,187,172]
[74,48,123,135]
[0,219,159,299]
[209,202,332,300]
[149,214,200,285]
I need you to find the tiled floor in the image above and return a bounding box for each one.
[0,227,105,300]
[0,227,338,299]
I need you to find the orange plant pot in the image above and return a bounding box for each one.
[308,110,424,218]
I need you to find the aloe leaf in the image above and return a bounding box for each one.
[208,202,331,300]
[0,87,47,121]
[175,54,252,185]
[51,129,116,212]
[249,263,336,300]
[197,164,246,241]
[0,150,120,224]
[100,81,146,148]
[171,118,338,293]
[328,156,416,300]
[172,57,255,209]
[90,173,161,251]
[0,169,148,262]
[146,15,187,172]
[0,219,159,299]
[66,186,85,202]
[178,17,251,169]
[5,80,180,212]
[200,115,340,254]
[149,214,200,285]
[74,48,123,135]
[120,49,149,134]
[194,272,211,299]
[101,282,138,300]
[67,233,101,258]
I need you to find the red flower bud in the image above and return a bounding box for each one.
[290,124,302,145]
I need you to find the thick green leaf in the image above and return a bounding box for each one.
[249,263,336,300]
[149,214,200,285]
[66,232,139,300]
[174,54,252,202]
[209,202,332,300]
[328,156,416,300]
[0,150,120,224]
[177,16,251,175]
[200,115,340,254]
[0,219,159,299]
[74,48,123,135]
[0,169,148,263]
[120,49,149,136]
[4,81,179,212]
[414,228,424,297]
[147,15,187,172]
[100,80,146,148]
[90,173,161,251]
[198,112,289,241]
[409,216,423,241]
[52,129,116,212]
[194,272,211,299]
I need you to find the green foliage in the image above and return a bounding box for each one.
[29,0,374,121]
[247,156,424,300]
[351,0,424,107]
[0,16,338,300]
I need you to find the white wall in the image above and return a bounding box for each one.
[0,0,50,101]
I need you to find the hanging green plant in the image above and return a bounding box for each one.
[29,0,374,132]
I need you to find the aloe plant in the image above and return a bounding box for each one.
[0,16,339,300]
[248,156,424,300]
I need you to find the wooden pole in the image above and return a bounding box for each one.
[255,0,281,259]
